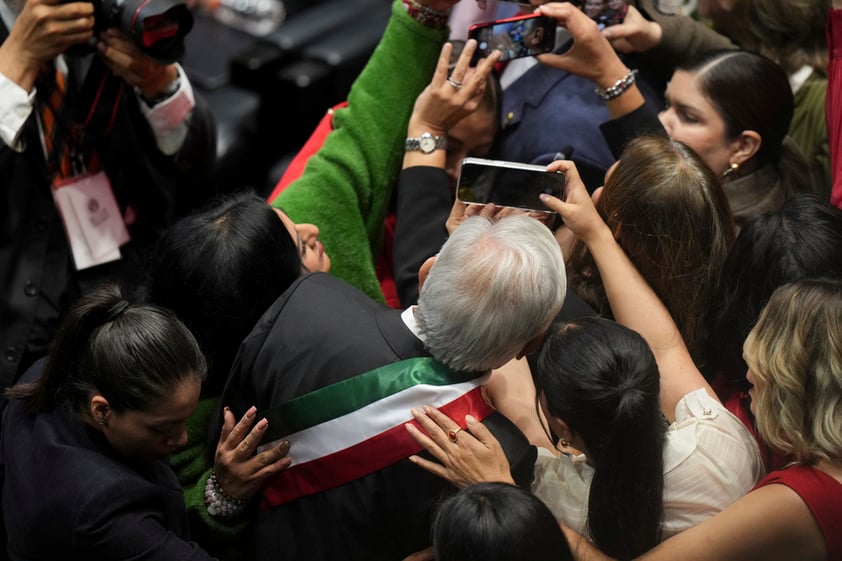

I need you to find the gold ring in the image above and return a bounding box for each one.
[447,427,462,442]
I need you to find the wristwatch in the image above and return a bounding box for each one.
[405,132,447,154]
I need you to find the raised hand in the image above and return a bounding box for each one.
[601,4,662,54]
[213,405,292,500]
[0,0,94,90]
[405,405,514,487]
[540,159,610,244]
[409,39,502,137]
[96,28,178,101]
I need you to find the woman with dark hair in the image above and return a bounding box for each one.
[406,252,760,560]
[707,193,842,468]
[143,190,325,553]
[532,160,842,561]
[534,3,814,226]
[431,482,573,561]
[533,318,665,559]
[1,284,219,559]
[562,134,734,369]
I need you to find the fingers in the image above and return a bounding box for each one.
[221,405,257,450]
[217,406,236,446]
[431,41,454,89]
[464,414,501,451]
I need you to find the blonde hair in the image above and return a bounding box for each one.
[743,278,842,464]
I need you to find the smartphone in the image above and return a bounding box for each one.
[468,13,556,66]
[577,0,629,28]
[457,157,566,214]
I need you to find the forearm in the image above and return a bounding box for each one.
[273,0,449,299]
[582,222,714,419]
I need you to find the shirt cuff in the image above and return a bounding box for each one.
[0,70,35,152]
[137,63,196,156]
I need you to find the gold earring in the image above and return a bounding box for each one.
[722,162,739,178]
[560,438,570,448]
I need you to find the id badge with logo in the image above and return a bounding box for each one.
[52,171,131,270]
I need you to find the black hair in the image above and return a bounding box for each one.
[144,189,301,395]
[535,318,665,560]
[679,49,814,194]
[7,283,206,414]
[710,193,842,381]
[432,482,573,561]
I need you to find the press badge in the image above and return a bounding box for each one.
[52,171,130,270]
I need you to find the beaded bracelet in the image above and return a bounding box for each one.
[594,69,639,101]
[402,0,449,28]
[204,470,249,520]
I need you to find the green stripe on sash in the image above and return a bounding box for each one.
[258,357,479,438]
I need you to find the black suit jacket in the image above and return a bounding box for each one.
[0,20,217,400]
[1,361,215,560]
[217,272,536,561]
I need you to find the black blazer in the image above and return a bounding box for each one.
[0,20,217,402]
[0,361,215,560]
[216,273,537,561]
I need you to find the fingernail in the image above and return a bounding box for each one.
[423,405,433,414]
[256,418,268,430]
[224,406,230,413]
[279,440,290,450]
[539,194,550,201]
[410,408,419,417]
[246,406,257,418]
[405,423,415,431]
[466,415,478,425]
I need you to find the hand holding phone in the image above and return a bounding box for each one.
[457,157,566,214]
[468,13,556,66]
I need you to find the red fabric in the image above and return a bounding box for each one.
[754,465,842,560]
[266,101,401,308]
[827,10,842,208]
[712,370,792,472]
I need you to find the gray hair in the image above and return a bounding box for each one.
[416,216,566,372]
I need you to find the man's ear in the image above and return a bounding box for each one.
[417,255,437,295]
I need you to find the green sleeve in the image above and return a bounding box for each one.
[170,397,249,549]
[272,0,450,301]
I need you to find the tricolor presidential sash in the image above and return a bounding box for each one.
[256,356,493,509]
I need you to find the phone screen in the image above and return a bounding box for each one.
[468,14,556,65]
[457,158,566,213]
[579,0,628,28]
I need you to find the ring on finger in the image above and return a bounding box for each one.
[447,77,463,90]
[448,427,463,442]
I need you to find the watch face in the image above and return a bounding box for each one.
[419,135,436,153]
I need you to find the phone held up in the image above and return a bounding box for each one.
[577,0,629,29]
[457,157,566,214]
[468,13,556,66]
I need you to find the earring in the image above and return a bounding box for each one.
[559,438,570,448]
[722,162,739,178]
[98,417,108,426]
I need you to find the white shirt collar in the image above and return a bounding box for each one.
[400,306,426,343]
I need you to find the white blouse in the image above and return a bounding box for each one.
[531,388,764,539]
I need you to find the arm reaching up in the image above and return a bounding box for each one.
[539,160,717,420]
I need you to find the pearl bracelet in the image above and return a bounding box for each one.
[594,69,639,101]
[204,470,249,520]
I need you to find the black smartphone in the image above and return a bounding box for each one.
[578,0,628,28]
[457,157,566,214]
[468,13,556,66]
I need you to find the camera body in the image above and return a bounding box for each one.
[68,0,194,63]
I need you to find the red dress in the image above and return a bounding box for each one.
[754,465,842,560]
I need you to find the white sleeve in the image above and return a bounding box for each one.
[530,446,593,536]
[0,70,35,152]
[661,388,765,538]
[136,63,195,156]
